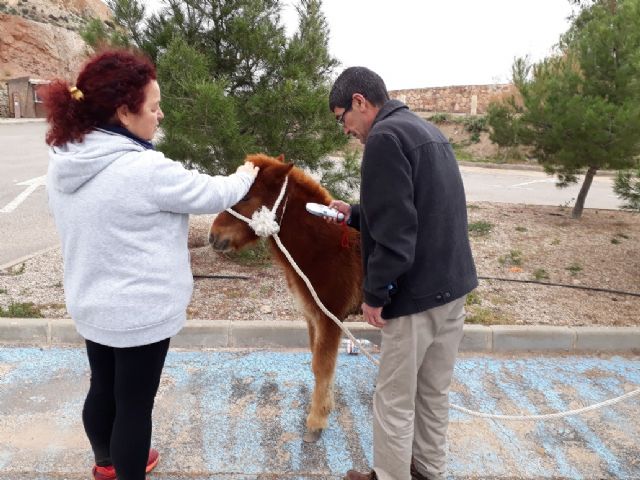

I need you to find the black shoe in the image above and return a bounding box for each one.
[410,459,430,480]
[344,469,377,480]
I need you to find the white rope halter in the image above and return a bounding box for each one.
[226,176,289,237]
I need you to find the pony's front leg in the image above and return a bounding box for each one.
[304,315,342,443]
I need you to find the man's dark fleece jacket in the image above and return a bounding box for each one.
[348,100,478,319]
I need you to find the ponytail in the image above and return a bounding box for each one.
[41,80,94,146]
[41,49,157,147]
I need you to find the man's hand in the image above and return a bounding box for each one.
[327,200,351,224]
[362,303,386,328]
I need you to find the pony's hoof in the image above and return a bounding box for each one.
[303,428,323,443]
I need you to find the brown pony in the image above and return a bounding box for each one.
[209,153,363,441]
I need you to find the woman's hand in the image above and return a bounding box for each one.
[236,161,260,179]
[327,200,351,223]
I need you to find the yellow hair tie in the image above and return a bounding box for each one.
[69,86,84,101]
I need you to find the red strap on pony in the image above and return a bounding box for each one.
[340,220,350,248]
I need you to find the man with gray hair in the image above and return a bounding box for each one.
[328,67,478,480]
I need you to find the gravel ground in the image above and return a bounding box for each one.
[1,203,638,327]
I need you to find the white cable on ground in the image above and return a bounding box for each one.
[273,233,640,421]
[227,176,640,421]
[450,389,640,421]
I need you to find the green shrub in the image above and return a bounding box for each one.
[0,302,43,318]
[466,291,481,305]
[224,239,272,267]
[465,306,512,325]
[9,263,25,275]
[499,250,523,267]
[468,220,493,236]
[428,113,449,124]
[566,263,583,276]
[451,143,474,161]
[463,115,488,134]
[533,269,549,281]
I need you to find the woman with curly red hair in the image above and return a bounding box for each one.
[41,49,258,480]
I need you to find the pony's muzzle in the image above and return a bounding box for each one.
[208,234,230,251]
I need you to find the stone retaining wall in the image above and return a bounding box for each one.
[390,83,515,115]
[0,81,516,119]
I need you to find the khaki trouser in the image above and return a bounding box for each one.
[373,296,466,480]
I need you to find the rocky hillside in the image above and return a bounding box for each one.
[0,0,112,81]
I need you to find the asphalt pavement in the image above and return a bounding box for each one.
[0,120,57,266]
[459,164,620,210]
[1,346,639,479]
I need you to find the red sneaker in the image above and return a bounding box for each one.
[92,465,116,480]
[145,448,160,473]
[92,448,160,479]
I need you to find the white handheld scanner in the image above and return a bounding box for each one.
[305,202,345,222]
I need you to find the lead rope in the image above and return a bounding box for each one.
[227,177,640,421]
[226,175,380,368]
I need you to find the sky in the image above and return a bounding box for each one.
[142,0,576,90]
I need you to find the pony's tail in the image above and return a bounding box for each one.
[40,80,92,146]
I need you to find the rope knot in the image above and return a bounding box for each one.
[248,206,280,237]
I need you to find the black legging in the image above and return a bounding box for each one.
[83,338,170,480]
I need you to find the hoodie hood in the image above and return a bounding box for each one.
[48,129,147,193]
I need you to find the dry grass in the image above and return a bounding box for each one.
[464,203,639,326]
[186,204,640,326]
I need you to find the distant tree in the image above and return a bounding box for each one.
[486,94,524,149]
[487,0,640,218]
[105,0,146,49]
[80,0,145,50]
[80,17,129,49]
[614,168,640,211]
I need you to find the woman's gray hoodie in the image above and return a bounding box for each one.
[47,129,254,348]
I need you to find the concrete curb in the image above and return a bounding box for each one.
[0,117,46,124]
[0,244,60,272]
[0,318,638,353]
[459,160,544,172]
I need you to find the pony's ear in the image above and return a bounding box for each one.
[284,162,294,173]
[277,154,285,162]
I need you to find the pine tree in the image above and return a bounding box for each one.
[87,0,349,179]
[487,0,640,218]
[156,37,251,173]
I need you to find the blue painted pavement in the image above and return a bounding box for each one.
[0,347,638,479]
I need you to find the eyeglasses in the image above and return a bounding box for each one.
[336,102,353,126]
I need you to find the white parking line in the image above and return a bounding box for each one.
[510,179,557,187]
[0,175,46,213]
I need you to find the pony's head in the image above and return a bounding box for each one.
[209,153,294,252]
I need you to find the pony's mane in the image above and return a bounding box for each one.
[289,166,333,204]
[246,153,333,204]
